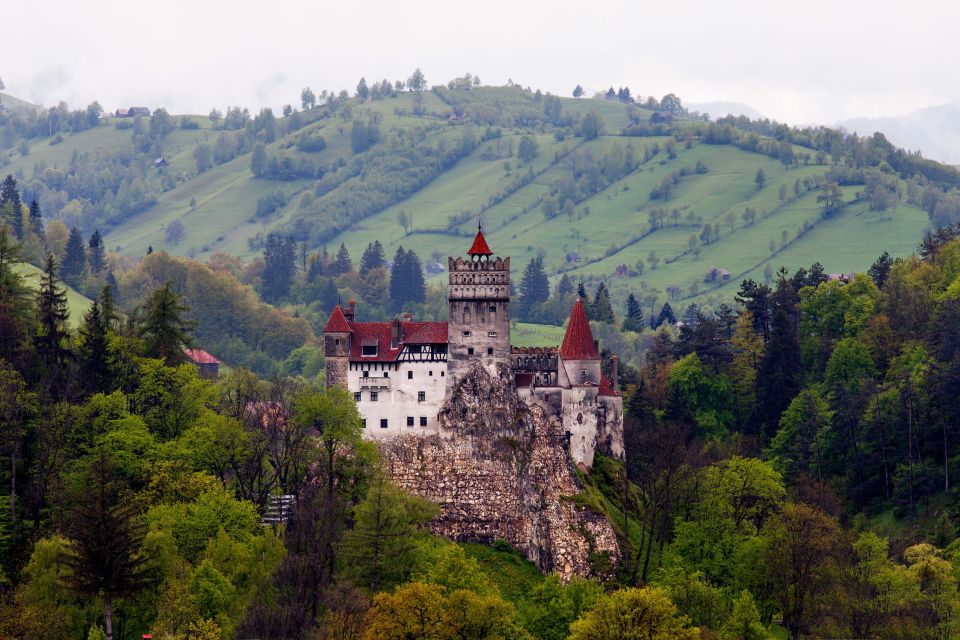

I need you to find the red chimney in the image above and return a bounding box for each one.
[344,299,356,321]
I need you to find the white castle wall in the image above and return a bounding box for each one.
[349,360,447,438]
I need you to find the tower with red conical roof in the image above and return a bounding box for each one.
[323,303,352,388]
[447,223,511,388]
[557,297,602,388]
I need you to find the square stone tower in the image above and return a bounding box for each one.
[447,225,511,389]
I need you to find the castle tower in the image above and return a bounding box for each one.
[557,298,601,387]
[323,303,352,389]
[447,224,510,388]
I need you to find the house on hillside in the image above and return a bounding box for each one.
[426,262,446,275]
[154,157,168,167]
[115,107,151,118]
[565,252,581,264]
[183,348,221,380]
[704,266,731,283]
[650,111,674,125]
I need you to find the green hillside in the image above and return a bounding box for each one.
[1,85,946,312]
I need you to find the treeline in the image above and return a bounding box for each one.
[586,230,960,637]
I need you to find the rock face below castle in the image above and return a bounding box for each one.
[379,361,620,579]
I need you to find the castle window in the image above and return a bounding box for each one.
[487,348,494,355]
[580,370,587,383]
[354,392,361,402]
[489,305,496,313]
[429,370,433,376]
[383,371,389,377]
[462,331,471,337]
[407,416,414,426]
[488,331,497,337]
[420,417,427,426]
[363,370,369,378]
[467,348,474,355]
[380,419,388,429]
[418,391,426,402]
[407,371,413,380]
[335,338,340,347]
[362,344,378,357]
[370,391,378,402]
[441,371,445,377]
[361,419,366,429]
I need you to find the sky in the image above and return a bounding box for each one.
[2,0,959,126]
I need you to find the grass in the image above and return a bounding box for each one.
[459,541,546,604]
[510,322,567,347]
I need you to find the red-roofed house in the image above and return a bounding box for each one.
[183,348,221,380]
[323,228,623,466]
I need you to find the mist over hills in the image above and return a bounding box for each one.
[839,102,960,165]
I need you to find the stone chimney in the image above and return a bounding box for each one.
[391,318,402,349]
[402,312,413,321]
[344,299,356,322]
[610,355,619,390]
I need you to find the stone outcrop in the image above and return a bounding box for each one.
[379,362,619,579]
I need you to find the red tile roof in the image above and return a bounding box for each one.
[348,321,448,362]
[559,299,599,361]
[183,348,221,365]
[598,374,620,397]
[467,226,493,256]
[323,305,352,333]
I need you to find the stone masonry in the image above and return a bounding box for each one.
[379,361,620,580]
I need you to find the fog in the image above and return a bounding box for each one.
[3,0,959,126]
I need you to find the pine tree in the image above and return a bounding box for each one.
[577,282,591,306]
[622,293,644,332]
[404,249,426,305]
[62,227,87,286]
[757,270,801,441]
[360,240,386,273]
[331,243,353,275]
[77,299,112,397]
[320,278,339,312]
[593,282,614,324]
[390,247,408,310]
[34,253,72,399]
[61,450,154,640]
[87,229,106,275]
[28,200,44,240]
[0,229,33,366]
[260,234,297,303]
[868,251,893,288]
[0,175,22,239]
[518,256,550,320]
[556,273,575,298]
[138,282,194,365]
[654,303,676,329]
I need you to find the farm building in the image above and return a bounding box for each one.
[183,348,221,380]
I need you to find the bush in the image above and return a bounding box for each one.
[296,132,327,152]
[256,190,288,218]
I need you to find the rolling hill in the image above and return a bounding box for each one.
[0,85,942,313]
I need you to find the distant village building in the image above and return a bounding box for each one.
[828,273,856,283]
[183,348,221,380]
[565,252,582,264]
[704,266,731,283]
[154,157,168,167]
[115,107,151,118]
[425,262,446,275]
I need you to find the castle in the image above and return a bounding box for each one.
[323,226,623,466]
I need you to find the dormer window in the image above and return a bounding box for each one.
[361,340,378,357]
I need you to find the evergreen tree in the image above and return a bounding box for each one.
[868,251,894,288]
[0,175,22,239]
[62,227,87,286]
[260,234,297,303]
[0,229,33,366]
[622,293,644,332]
[307,248,328,282]
[33,253,72,399]
[61,450,154,640]
[593,282,614,324]
[77,299,112,397]
[320,278,339,312]
[331,243,353,275]
[389,247,408,310]
[87,229,106,275]
[28,200,43,240]
[577,282,591,306]
[556,273,575,298]
[654,302,676,328]
[359,241,387,273]
[757,270,801,441]
[404,249,426,305]
[138,282,194,365]
[518,257,550,320]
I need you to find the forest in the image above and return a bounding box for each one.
[4,146,960,639]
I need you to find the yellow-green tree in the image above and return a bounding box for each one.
[568,586,698,640]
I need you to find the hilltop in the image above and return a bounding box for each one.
[0,82,952,313]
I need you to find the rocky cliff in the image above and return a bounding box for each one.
[379,362,619,579]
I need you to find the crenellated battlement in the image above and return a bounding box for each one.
[448,256,510,272]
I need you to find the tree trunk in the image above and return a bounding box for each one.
[105,596,113,640]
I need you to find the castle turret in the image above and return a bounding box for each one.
[447,225,510,388]
[557,298,601,387]
[323,304,352,389]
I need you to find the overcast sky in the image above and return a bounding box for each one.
[2,0,958,126]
